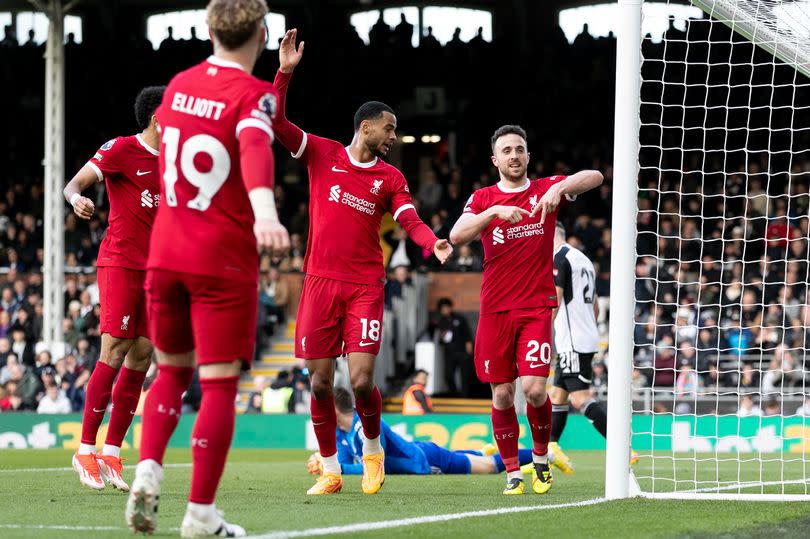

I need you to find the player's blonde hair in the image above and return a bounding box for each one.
[206,0,268,50]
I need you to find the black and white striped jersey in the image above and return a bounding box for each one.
[553,243,599,354]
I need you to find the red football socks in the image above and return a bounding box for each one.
[189,376,239,504]
[491,405,520,472]
[527,397,552,456]
[105,366,147,448]
[354,386,382,440]
[310,392,338,457]
[81,361,118,445]
[139,365,194,465]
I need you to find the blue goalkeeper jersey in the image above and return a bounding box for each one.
[336,413,431,475]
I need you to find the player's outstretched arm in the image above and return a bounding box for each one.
[63,166,98,220]
[531,170,604,223]
[240,128,290,255]
[449,206,529,246]
[272,29,307,155]
[395,207,453,264]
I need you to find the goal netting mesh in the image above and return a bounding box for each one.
[632,0,810,499]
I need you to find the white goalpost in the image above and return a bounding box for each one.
[607,0,810,500]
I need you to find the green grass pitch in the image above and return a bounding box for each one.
[1,449,810,538]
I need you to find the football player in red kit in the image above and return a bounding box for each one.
[272,29,453,496]
[125,1,288,536]
[64,85,164,493]
[449,125,602,495]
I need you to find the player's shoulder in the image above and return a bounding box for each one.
[95,135,133,157]
[554,244,573,267]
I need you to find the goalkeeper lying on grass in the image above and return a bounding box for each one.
[307,388,565,475]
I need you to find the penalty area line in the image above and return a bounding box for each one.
[249,497,608,539]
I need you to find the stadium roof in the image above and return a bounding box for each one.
[4,0,602,16]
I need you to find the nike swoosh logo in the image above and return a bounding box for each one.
[332,166,348,173]
[528,363,544,369]
[313,421,326,426]
[358,341,375,347]
[136,170,152,176]
[92,407,106,413]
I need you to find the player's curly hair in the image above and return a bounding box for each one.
[207,0,268,50]
[490,124,528,152]
[134,86,166,131]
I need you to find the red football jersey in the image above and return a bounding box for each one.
[148,56,279,284]
[86,134,160,270]
[294,133,416,285]
[463,176,572,314]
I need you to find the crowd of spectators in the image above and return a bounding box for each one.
[2,14,810,413]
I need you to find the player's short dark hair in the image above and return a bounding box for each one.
[354,101,395,131]
[490,124,528,152]
[334,387,354,415]
[134,86,166,131]
[437,297,453,310]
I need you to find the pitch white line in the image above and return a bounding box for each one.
[250,497,607,539]
[0,524,123,531]
[0,463,192,473]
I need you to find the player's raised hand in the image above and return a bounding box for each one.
[433,239,454,264]
[492,205,530,224]
[279,29,305,73]
[306,452,323,475]
[530,186,562,224]
[254,218,291,256]
[71,196,95,220]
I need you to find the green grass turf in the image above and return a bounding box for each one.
[1,449,809,538]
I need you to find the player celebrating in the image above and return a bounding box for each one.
[448,125,602,495]
[307,388,538,476]
[64,85,164,493]
[273,29,453,496]
[549,223,637,471]
[125,1,288,536]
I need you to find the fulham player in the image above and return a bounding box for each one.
[449,125,602,495]
[63,85,164,493]
[273,29,453,496]
[125,1,288,536]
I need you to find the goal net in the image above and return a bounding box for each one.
[624,0,810,499]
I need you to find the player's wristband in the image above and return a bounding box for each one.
[248,187,279,222]
[69,193,81,207]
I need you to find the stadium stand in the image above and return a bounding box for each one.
[1,8,808,417]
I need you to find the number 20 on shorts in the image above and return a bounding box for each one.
[526,340,551,364]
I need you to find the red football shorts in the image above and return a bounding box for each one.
[294,275,385,359]
[98,266,148,339]
[145,269,258,367]
[474,307,553,383]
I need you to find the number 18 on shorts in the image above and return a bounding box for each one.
[294,275,385,359]
[474,307,553,383]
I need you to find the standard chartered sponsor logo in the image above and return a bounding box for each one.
[492,227,505,245]
[329,184,376,215]
[506,222,545,240]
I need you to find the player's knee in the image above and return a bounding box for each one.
[351,373,373,398]
[310,376,333,400]
[491,384,515,408]
[523,385,547,408]
[570,391,591,410]
[102,343,129,369]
